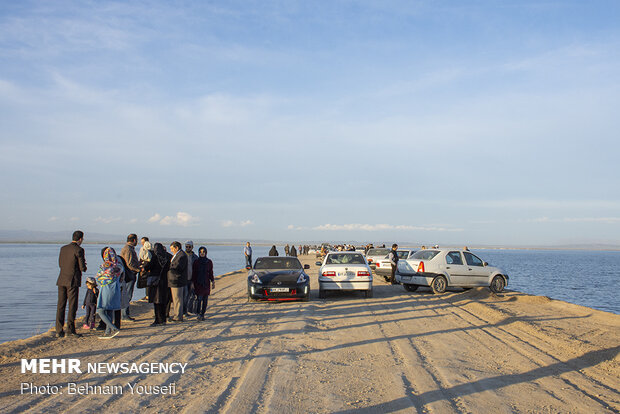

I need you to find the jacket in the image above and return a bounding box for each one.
[167,251,188,287]
[57,242,87,287]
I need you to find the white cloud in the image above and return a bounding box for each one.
[311,223,463,232]
[128,218,138,224]
[149,212,197,226]
[221,220,234,227]
[69,217,79,222]
[48,216,58,222]
[94,216,121,224]
[148,213,162,223]
[222,219,253,227]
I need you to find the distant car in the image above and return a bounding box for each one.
[247,256,311,301]
[396,249,508,294]
[317,252,373,298]
[365,248,391,270]
[375,250,416,280]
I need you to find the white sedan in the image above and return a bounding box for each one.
[396,249,508,294]
[317,252,373,298]
[374,250,416,280]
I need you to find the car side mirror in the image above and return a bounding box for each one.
[304,264,310,269]
[315,261,322,266]
[483,262,488,267]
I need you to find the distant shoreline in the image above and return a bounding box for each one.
[0,241,619,251]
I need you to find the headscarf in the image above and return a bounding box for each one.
[154,243,168,268]
[96,247,124,286]
[139,241,152,262]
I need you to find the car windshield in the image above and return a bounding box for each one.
[411,250,440,260]
[367,248,390,256]
[254,257,302,270]
[325,253,366,265]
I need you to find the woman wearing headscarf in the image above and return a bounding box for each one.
[268,245,279,256]
[95,247,123,338]
[146,243,170,326]
[191,246,215,321]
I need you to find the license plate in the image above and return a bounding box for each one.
[344,271,355,277]
[270,288,289,293]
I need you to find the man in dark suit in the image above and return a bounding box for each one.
[167,241,187,322]
[56,230,87,338]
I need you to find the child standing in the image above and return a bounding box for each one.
[82,277,98,329]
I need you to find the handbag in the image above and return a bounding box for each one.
[187,293,200,314]
[146,275,159,287]
[137,272,148,289]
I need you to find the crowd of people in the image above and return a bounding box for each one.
[266,244,313,257]
[55,231,215,339]
[55,231,439,339]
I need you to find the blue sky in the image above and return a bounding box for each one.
[1,0,619,245]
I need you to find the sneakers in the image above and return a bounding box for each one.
[98,329,120,339]
[90,322,95,329]
[82,324,91,330]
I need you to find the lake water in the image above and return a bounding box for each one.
[0,244,618,343]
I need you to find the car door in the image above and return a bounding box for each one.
[443,251,469,285]
[463,252,490,285]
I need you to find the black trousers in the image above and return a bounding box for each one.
[56,286,79,334]
[197,295,209,316]
[154,303,167,324]
[390,265,397,284]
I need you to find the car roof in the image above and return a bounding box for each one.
[326,251,364,255]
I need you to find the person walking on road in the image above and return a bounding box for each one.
[388,243,399,285]
[55,230,87,338]
[268,245,279,256]
[95,247,123,339]
[120,234,140,321]
[184,241,198,317]
[168,241,187,322]
[192,246,215,321]
[244,242,253,268]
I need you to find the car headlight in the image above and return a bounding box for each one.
[297,273,307,284]
[251,273,262,284]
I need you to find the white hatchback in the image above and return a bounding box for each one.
[317,252,373,298]
[396,249,508,294]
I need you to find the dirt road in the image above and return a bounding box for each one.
[1,255,619,413]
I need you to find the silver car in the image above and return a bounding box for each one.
[396,249,508,294]
[375,250,415,280]
[317,252,373,298]
[365,248,391,270]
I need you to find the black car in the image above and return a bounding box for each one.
[247,256,311,301]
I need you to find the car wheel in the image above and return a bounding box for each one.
[490,275,506,293]
[403,284,418,292]
[302,292,310,302]
[431,276,447,294]
[318,289,325,299]
[365,288,373,298]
